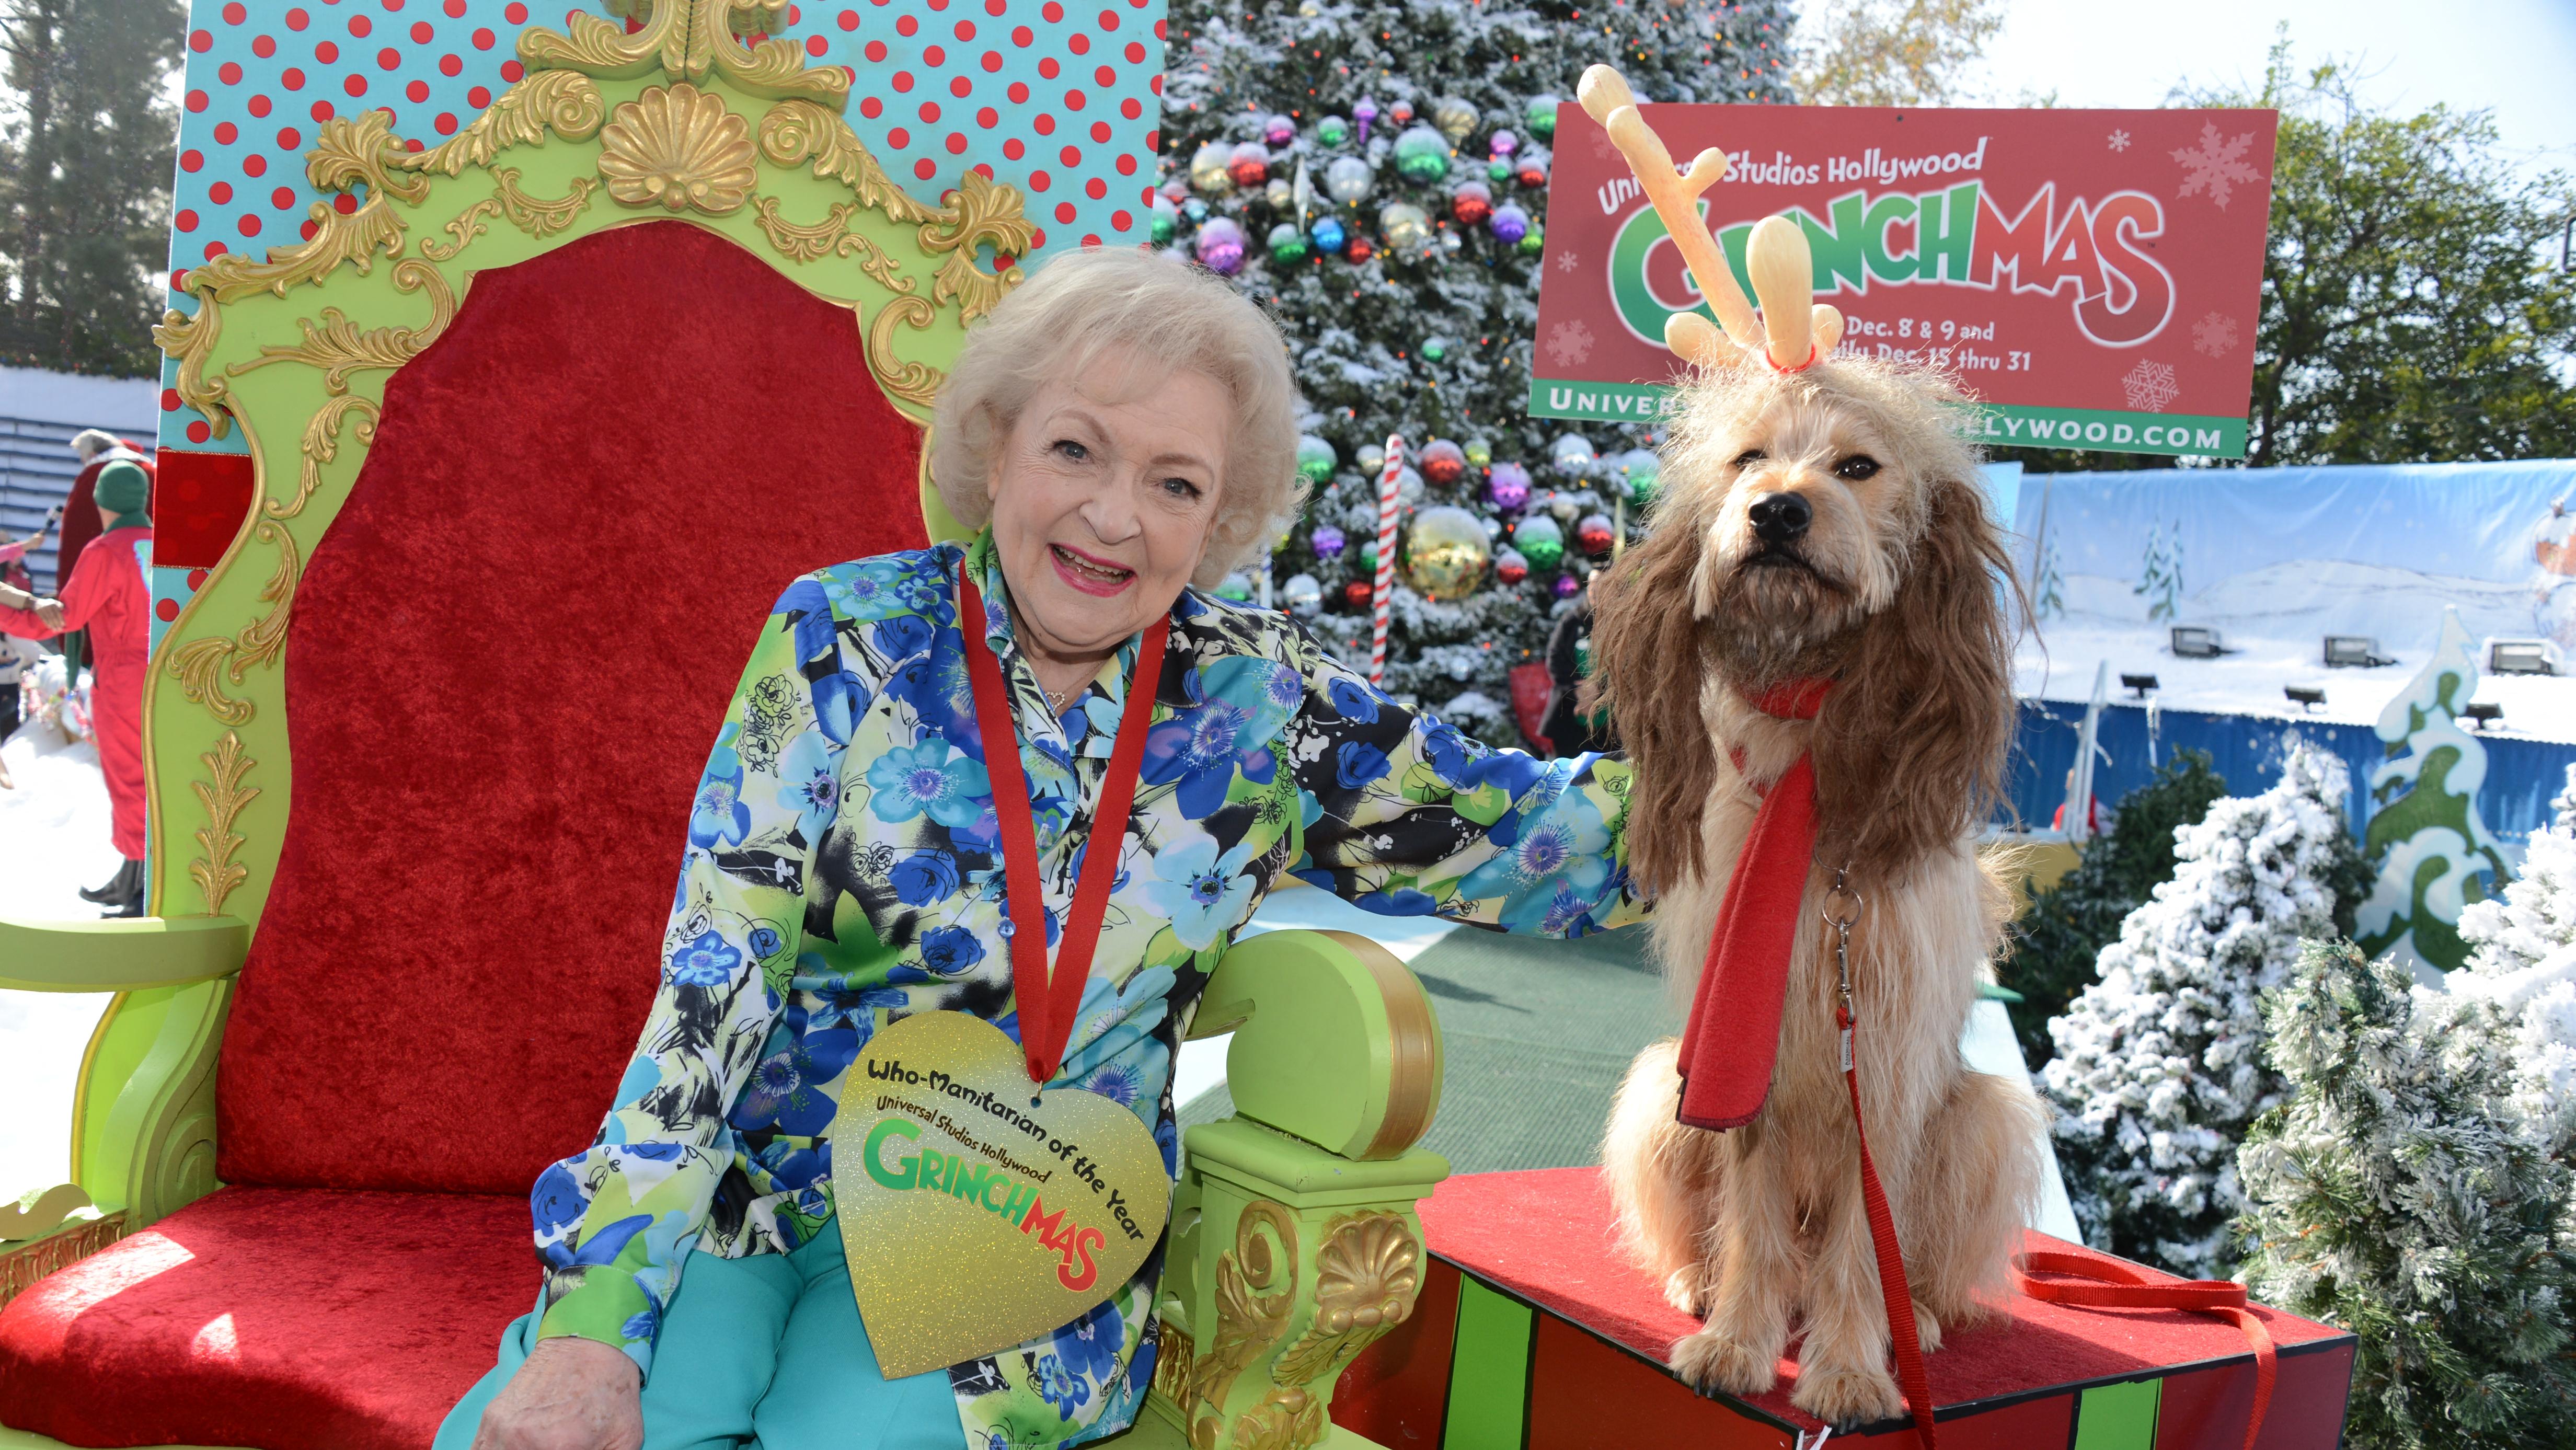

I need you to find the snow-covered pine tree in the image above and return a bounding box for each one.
[2133,522,2179,622]
[2031,528,2066,622]
[2453,763,2576,1151]
[1156,0,1795,738]
[2240,940,2576,1450]
[2357,607,2512,976]
[2041,740,2355,1278]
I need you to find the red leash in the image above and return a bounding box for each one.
[1822,882,1940,1448]
[2014,1251,2276,1450]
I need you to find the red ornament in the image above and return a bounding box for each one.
[1346,234,1376,264]
[1451,180,1493,229]
[1496,548,1530,585]
[1515,155,1548,189]
[1420,439,1467,486]
[1229,157,1269,188]
[1343,578,1376,607]
[1389,98,1417,125]
[1577,512,1617,557]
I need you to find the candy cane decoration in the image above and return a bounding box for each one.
[1371,434,1405,685]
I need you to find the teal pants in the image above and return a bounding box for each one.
[436,1223,958,1450]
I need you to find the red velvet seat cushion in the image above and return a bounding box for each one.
[0,1187,532,1450]
[214,220,930,1196]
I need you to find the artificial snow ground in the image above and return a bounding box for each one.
[0,722,120,1199]
[2019,623,2576,742]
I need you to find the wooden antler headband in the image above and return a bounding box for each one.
[1577,64,1844,373]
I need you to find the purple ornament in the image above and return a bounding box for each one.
[1489,129,1519,158]
[1489,203,1530,245]
[1311,524,1347,559]
[1553,573,1583,599]
[1486,461,1532,511]
[1263,112,1296,146]
[1193,217,1246,276]
[1353,97,1379,143]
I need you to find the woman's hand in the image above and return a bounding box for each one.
[471,1337,645,1450]
[33,599,66,630]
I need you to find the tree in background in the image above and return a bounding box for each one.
[2042,741,2359,1278]
[0,0,183,377]
[1155,0,1792,734]
[1997,40,2576,475]
[2356,609,2512,976]
[2240,941,2576,1450]
[1789,0,2002,108]
[2003,749,2229,1068]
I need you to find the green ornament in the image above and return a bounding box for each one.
[1512,514,1565,571]
[1359,539,1380,571]
[1149,211,1176,245]
[1319,114,1350,146]
[1392,125,1451,185]
[1268,222,1311,264]
[1517,225,1545,256]
[1294,433,1338,485]
[1216,571,1255,602]
[1465,438,1492,468]
[1421,337,1447,362]
[1525,93,1560,140]
[1487,158,1511,183]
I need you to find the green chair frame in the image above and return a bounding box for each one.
[0,5,1449,1446]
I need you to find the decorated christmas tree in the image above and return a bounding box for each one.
[2356,608,2512,976]
[1156,0,1795,738]
[2452,764,2576,1151]
[2240,940,2576,1449]
[2041,741,2358,1278]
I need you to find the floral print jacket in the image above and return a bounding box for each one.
[534,533,1641,1448]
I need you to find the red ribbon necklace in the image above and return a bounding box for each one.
[956,572,1168,1086]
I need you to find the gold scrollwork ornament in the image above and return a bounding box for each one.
[188,731,260,917]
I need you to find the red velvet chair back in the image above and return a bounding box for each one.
[215,221,931,1195]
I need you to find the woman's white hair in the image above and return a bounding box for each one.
[928,246,1305,589]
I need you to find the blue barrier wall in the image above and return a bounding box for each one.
[2004,701,2576,847]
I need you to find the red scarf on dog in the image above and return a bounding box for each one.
[1674,676,1832,1131]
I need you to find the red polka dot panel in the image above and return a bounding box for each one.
[161,0,1164,471]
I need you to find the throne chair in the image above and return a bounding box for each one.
[0,5,1446,1447]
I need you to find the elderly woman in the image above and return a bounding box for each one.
[445,247,1642,1450]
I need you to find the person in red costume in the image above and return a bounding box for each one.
[0,459,154,914]
[54,432,153,674]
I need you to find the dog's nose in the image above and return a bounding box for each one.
[1749,491,1811,545]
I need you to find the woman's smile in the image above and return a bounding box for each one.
[1049,542,1135,596]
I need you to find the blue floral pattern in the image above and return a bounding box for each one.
[530,534,1640,1448]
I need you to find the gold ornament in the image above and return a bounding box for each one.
[1377,201,1432,252]
[1431,95,1479,144]
[1190,140,1235,194]
[1400,505,1491,602]
[597,83,758,214]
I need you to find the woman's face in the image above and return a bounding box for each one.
[985,355,1230,664]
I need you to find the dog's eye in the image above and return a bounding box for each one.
[1834,455,1881,481]
[1732,449,1766,470]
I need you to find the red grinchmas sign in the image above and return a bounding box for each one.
[1531,105,2279,456]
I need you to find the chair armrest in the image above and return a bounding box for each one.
[1190,928,1443,1162]
[0,916,249,992]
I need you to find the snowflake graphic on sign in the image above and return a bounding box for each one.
[1556,249,1579,274]
[2172,122,2262,210]
[2122,359,2181,412]
[2107,129,2131,152]
[2190,311,2240,358]
[1547,318,1597,367]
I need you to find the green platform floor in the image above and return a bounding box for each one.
[1180,900,1678,1173]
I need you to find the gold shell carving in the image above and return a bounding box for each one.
[1273,1213,1422,1386]
[599,83,757,214]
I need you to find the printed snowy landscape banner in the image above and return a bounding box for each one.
[1531,103,2279,456]
[2017,461,2576,660]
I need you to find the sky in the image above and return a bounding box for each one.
[1975,0,2576,181]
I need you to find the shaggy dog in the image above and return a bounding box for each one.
[1591,349,2046,1427]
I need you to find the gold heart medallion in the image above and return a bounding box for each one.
[832,1010,1170,1378]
